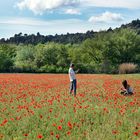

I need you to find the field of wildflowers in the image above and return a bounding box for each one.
[0,74,140,140]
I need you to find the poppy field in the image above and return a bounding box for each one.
[0,74,140,140]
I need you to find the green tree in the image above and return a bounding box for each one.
[0,44,16,72]
[43,43,59,65]
[15,45,36,72]
[56,44,70,66]
[104,29,140,64]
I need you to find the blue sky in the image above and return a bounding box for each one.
[0,0,140,39]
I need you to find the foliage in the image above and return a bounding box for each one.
[0,44,16,72]
[0,28,140,73]
[14,45,37,72]
[0,31,96,45]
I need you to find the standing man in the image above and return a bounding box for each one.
[69,63,79,97]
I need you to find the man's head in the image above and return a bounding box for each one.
[70,63,74,68]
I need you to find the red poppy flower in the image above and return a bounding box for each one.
[50,132,54,136]
[68,121,73,129]
[133,132,139,136]
[56,134,60,139]
[53,123,56,127]
[24,134,28,136]
[57,125,62,130]
[40,115,43,119]
[37,134,43,139]
[112,130,118,134]
[67,131,71,135]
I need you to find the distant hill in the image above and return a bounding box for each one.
[0,19,140,45]
[0,31,96,45]
[120,19,140,33]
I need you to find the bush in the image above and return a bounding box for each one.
[119,63,138,74]
[39,65,57,73]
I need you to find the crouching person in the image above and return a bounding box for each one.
[121,80,133,95]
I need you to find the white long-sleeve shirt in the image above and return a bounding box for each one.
[69,67,76,81]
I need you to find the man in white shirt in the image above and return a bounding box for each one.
[69,63,79,97]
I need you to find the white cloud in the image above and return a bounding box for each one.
[89,11,124,23]
[82,0,140,9]
[65,9,81,15]
[16,0,140,15]
[0,17,51,26]
[16,0,79,14]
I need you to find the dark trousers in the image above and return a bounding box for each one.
[70,79,77,95]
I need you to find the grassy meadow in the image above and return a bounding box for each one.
[0,74,140,140]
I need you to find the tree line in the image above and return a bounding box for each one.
[0,31,96,45]
[1,19,140,45]
[0,28,140,73]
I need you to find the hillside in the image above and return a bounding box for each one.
[121,19,140,33]
[0,31,96,45]
[0,19,140,45]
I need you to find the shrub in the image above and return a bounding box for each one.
[119,63,138,74]
[39,65,57,73]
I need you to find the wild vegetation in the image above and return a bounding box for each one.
[0,74,140,139]
[0,19,140,73]
[0,28,140,73]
